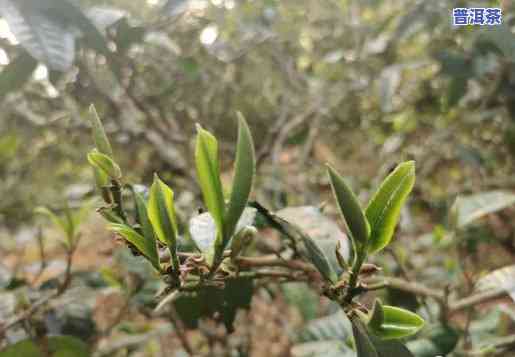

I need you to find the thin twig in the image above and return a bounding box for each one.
[364,276,507,313]
[450,289,506,313]
[236,256,314,273]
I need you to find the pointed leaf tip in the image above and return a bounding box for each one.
[368,299,384,330]
[352,315,416,357]
[352,317,379,357]
[195,125,225,247]
[366,301,424,340]
[132,187,157,254]
[327,164,370,255]
[147,174,179,249]
[225,113,255,242]
[88,104,113,158]
[236,111,245,123]
[87,149,122,179]
[108,223,159,270]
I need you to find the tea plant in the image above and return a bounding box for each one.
[86,105,424,356]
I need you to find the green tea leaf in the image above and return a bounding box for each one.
[368,299,384,330]
[369,335,415,357]
[92,166,110,191]
[195,125,225,239]
[352,317,379,357]
[276,206,351,275]
[366,301,424,340]
[251,202,337,282]
[172,277,253,330]
[88,105,113,157]
[365,161,415,254]
[97,207,124,224]
[302,232,338,283]
[132,189,155,245]
[327,165,370,255]
[108,223,159,270]
[352,317,415,357]
[87,149,122,180]
[224,113,255,242]
[147,174,179,248]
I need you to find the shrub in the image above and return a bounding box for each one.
[87,105,423,356]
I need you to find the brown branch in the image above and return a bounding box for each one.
[365,277,444,302]
[449,288,506,313]
[236,255,314,273]
[166,251,507,319]
[165,252,315,274]
[364,276,507,314]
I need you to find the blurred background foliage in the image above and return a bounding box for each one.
[0,0,513,226]
[1,0,515,356]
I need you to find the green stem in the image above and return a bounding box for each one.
[208,244,224,279]
[170,247,181,278]
[110,179,126,222]
[344,251,366,304]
